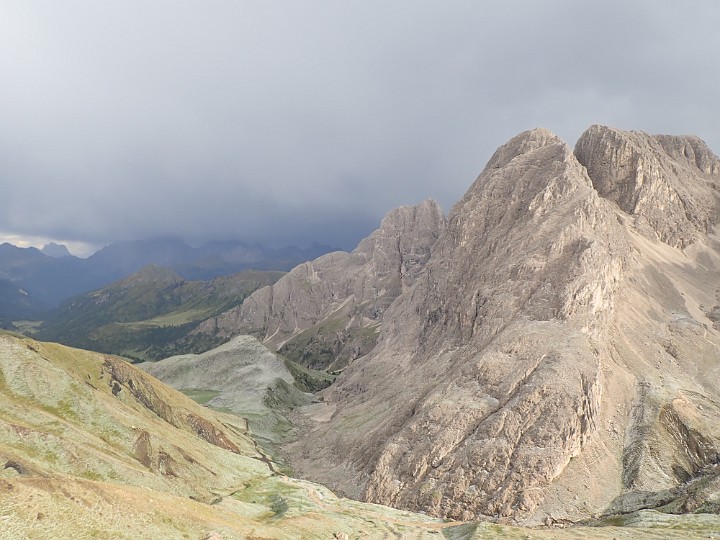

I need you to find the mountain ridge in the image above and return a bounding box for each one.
[306,125,720,522]
[40,242,72,258]
[193,198,445,370]
[287,127,632,520]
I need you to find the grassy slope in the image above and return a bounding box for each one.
[138,336,334,449]
[36,267,283,361]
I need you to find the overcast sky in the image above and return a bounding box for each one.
[1,1,719,256]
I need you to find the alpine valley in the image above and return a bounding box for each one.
[2,125,720,539]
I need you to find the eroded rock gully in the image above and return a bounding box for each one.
[102,356,242,454]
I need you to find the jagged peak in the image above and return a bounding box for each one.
[576,125,719,176]
[41,242,72,258]
[379,198,444,228]
[484,127,566,171]
[453,127,589,226]
[354,198,445,257]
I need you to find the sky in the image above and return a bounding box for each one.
[1,1,719,257]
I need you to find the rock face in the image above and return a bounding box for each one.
[193,199,445,370]
[40,242,72,258]
[280,126,720,523]
[575,125,719,248]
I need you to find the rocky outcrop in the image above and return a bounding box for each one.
[193,199,445,369]
[284,126,720,524]
[575,125,719,249]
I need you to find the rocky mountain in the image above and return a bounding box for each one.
[193,199,445,370]
[37,266,284,361]
[197,125,720,526]
[289,126,720,524]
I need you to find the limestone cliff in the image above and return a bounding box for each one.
[575,125,719,248]
[284,126,720,524]
[193,199,445,369]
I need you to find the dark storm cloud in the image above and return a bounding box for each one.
[1,1,718,253]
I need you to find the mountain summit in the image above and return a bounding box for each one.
[203,126,720,524]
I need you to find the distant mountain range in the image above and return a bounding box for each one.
[0,238,335,319]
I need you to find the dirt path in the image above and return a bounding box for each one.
[222,418,279,475]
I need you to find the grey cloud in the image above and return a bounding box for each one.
[1,1,718,252]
